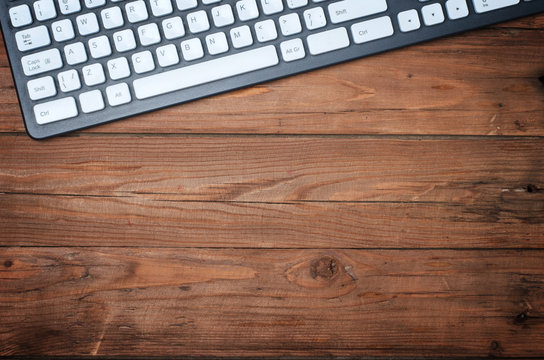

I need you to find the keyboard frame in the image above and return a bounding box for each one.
[1,0,543,139]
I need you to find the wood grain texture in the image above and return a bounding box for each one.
[1,136,542,202]
[1,248,543,357]
[0,18,543,136]
[1,136,542,248]
[0,13,543,359]
[1,193,542,248]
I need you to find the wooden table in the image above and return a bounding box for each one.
[1,16,543,358]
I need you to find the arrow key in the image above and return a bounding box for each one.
[446,0,469,20]
[422,3,445,26]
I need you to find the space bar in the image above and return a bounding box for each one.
[133,45,279,100]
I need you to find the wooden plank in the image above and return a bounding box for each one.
[1,136,542,202]
[1,18,543,136]
[1,248,542,357]
[1,193,542,248]
[1,136,541,247]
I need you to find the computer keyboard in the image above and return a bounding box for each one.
[1,0,543,139]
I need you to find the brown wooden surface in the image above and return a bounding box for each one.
[1,16,543,358]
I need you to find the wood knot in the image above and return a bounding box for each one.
[514,311,530,325]
[285,255,356,295]
[310,256,338,280]
[526,184,539,193]
[4,260,13,268]
[490,340,503,353]
[539,76,544,86]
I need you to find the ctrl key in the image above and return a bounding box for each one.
[33,97,78,125]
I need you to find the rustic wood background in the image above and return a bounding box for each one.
[1,16,543,358]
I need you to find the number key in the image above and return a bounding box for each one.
[34,0,57,21]
[58,0,82,15]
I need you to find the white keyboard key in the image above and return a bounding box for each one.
[351,16,394,44]
[58,69,81,92]
[27,76,57,100]
[10,5,33,28]
[398,9,421,32]
[286,0,308,9]
[176,0,197,10]
[151,0,174,17]
[181,38,204,61]
[328,0,388,24]
[89,35,112,58]
[113,29,137,52]
[138,23,162,46]
[230,25,253,48]
[187,10,210,33]
[34,97,78,125]
[280,38,305,62]
[202,0,221,3]
[79,90,105,113]
[446,0,469,20]
[472,0,519,13]
[255,19,278,43]
[156,44,179,67]
[260,0,283,15]
[34,0,57,22]
[106,83,131,106]
[132,50,155,73]
[21,49,63,76]
[101,7,124,29]
[15,26,51,52]
[162,17,185,39]
[206,32,229,55]
[307,27,350,55]
[126,1,149,23]
[83,63,106,86]
[303,7,327,30]
[134,45,279,100]
[58,0,82,15]
[64,42,88,65]
[52,19,75,42]
[212,4,235,27]
[279,13,302,36]
[76,13,100,35]
[84,0,106,8]
[107,57,131,80]
[236,0,260,21]
[422,3,445,26]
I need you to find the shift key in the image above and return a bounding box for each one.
[328,0,388,24]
